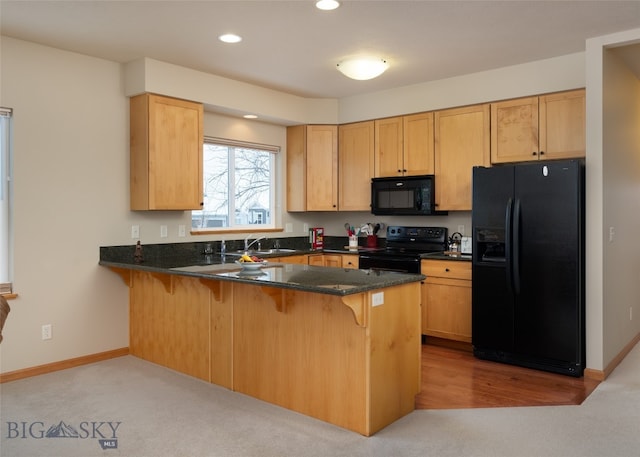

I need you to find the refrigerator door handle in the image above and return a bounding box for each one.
[505,197,514,293]
[513,198,521,295]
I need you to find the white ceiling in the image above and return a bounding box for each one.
[1,1,639,99]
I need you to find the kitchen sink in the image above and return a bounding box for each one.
[233,248,299,256]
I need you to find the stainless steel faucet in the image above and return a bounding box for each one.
[244,234,266,252]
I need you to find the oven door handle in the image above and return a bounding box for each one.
[359,255,420,264]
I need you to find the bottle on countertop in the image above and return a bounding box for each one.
[220,240,226,256]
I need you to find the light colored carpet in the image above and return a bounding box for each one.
[1,342,638,457]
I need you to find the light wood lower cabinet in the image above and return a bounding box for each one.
[270,254,308,264]
[342,254,359,269]
[421,259,472,342]
[308,253,359,268]
[122,269,421,436]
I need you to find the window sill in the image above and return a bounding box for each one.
[191,228,284,236]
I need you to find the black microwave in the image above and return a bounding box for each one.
[371,175,444,215]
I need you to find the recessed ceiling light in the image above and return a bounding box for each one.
[316,0,340,11]
[219,34,242,44]
[243,114,258,119]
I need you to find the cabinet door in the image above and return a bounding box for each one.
[342,255,359,269]
[434,104,490,211]
[374,117,403,177]
[422,277,472,342]
[539,89,585,160]
[307,254,324,266]
[306,125,339,211]
[323,255,342,268]
[403,112,435,176]
[130,93,203,210]
[339,121,375,211]
[286,125,338,212]
[285,125,307,212]
[491,97,539,164]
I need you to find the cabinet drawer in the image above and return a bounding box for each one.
[421,259,471,280]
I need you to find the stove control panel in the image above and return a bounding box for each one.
[387,226,447,243]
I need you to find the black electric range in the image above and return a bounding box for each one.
[358,226,448,274]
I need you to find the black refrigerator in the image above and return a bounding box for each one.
[471,159,585,377]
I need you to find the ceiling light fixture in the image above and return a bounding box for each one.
[218,33,242,44]
[315,0,340,11]
[336,57,389,80]
[243,114,258,119]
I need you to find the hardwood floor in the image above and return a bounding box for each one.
[416,340,600,410]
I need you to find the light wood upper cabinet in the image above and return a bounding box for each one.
[130,93,203,210]
[403,112,435,176]
[286,125,338,212]
[375,117,403,177]
[434,104,490,211]
[539,90,586,160]
[374,113,434,177]
[339,121,375,211]
[491,89,585,163]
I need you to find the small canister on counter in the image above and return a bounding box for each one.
[366,235,378,248]
[309,227,324,250]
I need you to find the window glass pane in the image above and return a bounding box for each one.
[0,108,12,286]
[193,139,275,230]
[234,148,271,226]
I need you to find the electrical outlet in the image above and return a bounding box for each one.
[457,225,465,235]
[609,226,615,242]
[131,225,140,239]
[42,324,52,340]
[178,225,186,237]
[303,223,309,233]
[285,223,293,233]
[372,292,384,307]
[160,225,168,238]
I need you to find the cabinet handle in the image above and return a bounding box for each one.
[445,268,450,272]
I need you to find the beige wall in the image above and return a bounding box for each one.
[585,28,640,372]
[602,42,640,363]
[1,28,634,375]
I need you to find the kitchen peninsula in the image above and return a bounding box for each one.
[100,250,423,436]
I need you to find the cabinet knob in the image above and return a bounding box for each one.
[532,151,537,156]
[445,268,450,272]
[539,150,545,155]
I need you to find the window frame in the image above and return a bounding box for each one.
[1,107,13,295]
[192,136,279,233]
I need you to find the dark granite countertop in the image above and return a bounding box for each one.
[99,243,424,296]
[420,252,472,261]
